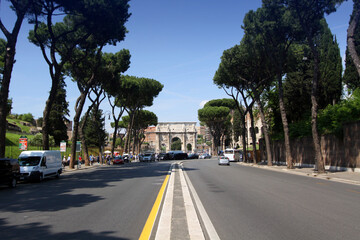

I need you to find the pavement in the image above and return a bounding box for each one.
[59,159,360,240]
[237,161,360,186]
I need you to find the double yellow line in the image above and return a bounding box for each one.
[139,171,170,240]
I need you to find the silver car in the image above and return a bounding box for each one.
[218,156,230,166]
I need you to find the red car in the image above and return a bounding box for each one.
[113,156,124,165]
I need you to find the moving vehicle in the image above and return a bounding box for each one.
[199,153,211,159]
[224,148,242,162]
[0,158,20,188]
[18,151,62,182]
[113,156,124,164]
[218,156,230,166]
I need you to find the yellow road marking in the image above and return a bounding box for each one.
[139,174,170,240]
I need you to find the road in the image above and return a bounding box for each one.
[1,159,359,240]
[183,159,360,240]
[0,162,171,240]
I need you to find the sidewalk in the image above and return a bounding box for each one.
[61,162,103,173]
[237,162,360,186]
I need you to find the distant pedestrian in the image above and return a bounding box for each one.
[90,155,94,165]
[62,156,66,168]
[78,156,82,169]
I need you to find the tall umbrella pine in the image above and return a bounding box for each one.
[284,0,344,173]
[27,0,131,152]
[65,49,131,169]
[214,42,274,165]
[0,1,33,157]
[198,106,231,156]
[347,0,360,77]
[242,3,301,168]
[120,76,163,154]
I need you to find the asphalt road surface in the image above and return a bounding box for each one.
[1,159,359,240]
[0,162,171,240]
[183,159,360,240]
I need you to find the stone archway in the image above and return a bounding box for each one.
[155,122,197,153]
[171,137,182,150]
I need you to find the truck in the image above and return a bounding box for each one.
[18,151,62,182]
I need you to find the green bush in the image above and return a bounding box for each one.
[318,89,360,137]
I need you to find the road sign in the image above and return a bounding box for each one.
[19,136,28,150]
[60,141,66,152]
[76,141,81,152]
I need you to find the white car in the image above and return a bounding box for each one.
[218,156,230,166]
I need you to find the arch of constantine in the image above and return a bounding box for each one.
[155,122,197,153]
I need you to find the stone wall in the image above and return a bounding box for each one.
[260,121,360,169]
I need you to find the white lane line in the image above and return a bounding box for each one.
[155,164,175,240]
[181,164,221,240]
[179,166,205,240]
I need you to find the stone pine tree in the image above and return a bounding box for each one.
[344,0,360,91]
[0,0,33,158]
[48,78,69,145]
[28,0,131,152]
[284,0,344,173]
[347,0,360,78]
[198,102,231,156]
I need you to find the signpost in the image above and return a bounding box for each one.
[19,136,28,151]
[60,141,66,152]
[76,141,81,152]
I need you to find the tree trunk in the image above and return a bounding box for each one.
[0,41,16,158]
[277,73,294,169]
[249,107,257,164]
[254,94,272,166]
[79,107,92,166]
[309,44,325,173]
[347,1,360,76]
[0,14,25,157]
[70,91,88,169]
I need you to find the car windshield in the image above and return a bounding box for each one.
[18,156,41,166]
[144,154,152,156]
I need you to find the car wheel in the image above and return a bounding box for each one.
[38,174,43,182]
[9,178,17,188]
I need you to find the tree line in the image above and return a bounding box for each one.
[198,0,360,173]
[0,0,163,169]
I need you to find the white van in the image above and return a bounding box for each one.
[18,151,62,182]
[224,149,242,162]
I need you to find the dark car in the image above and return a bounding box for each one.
[0,158,20,188]
[188,153,199,159]
[158,153,170,161]
[173,152,188,160]
[113,156,124,164]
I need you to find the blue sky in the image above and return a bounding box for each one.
[0,0,354,132]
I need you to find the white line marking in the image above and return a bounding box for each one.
[179,166,205,240]
[155,164,175,240]
[181,164,221,240]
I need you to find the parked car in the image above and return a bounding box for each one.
[0,158,20,188]
[18,150,62,182]
[199,153,211,159]
[218,156,230,166]
[113,156,124,165]
[142,153,155,162]
[187,153,199,159]
[158,153,170,161]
